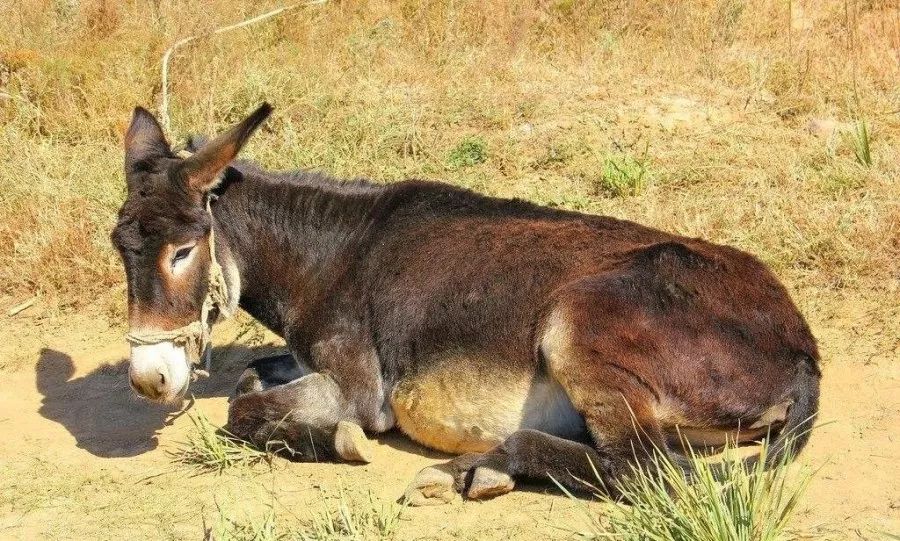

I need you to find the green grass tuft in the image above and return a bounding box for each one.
[844,119,873,167]
[558,443,812,541]
[596,151,650,198]
[447,136,488,169]
[172,410,271,474]
[298,489,403,541]
[207,505,281,541]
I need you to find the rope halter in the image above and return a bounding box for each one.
[124,155,233,381]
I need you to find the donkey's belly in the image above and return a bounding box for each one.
[390,360,585,454]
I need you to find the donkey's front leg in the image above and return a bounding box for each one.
[226,369,373,463]
[232,353,306,397]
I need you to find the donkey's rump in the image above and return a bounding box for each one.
[541,240,818,458]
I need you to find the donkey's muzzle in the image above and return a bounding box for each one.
[128,341,192,403]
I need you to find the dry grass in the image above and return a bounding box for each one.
[172,410,273,474]
[1,0,898,315]
[206,489,404,541]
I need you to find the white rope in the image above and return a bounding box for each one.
[159,0,328,133]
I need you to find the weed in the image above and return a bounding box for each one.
[207,505,281,541]
[206,489,404,541]
[817,163,867,196]
[843,118,873,167]
[298,489,403,541]
[447,136,488,169]
[595,150,650,198]
[558,443,811,541]
[172,410,272,474]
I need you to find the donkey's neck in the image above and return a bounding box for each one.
[211,165,387,337]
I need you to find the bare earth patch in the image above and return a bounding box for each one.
[0,291,896,540]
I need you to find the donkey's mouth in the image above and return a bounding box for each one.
[129,378,189,405]
[128,341,194,404]
[158,375,191,405]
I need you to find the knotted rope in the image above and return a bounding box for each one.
[125,158,233,380]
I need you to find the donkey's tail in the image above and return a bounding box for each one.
[762,355,821,468]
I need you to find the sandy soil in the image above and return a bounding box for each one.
[0,287,897,540]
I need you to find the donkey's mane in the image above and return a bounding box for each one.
[185,133,658,265]
[187,134,378,191]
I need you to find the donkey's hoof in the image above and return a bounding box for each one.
[466,466,515,500]
[334,421,373,463]
[403,465,459,506]
[233,367,264,398]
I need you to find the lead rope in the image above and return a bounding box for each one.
[124,160,232,380]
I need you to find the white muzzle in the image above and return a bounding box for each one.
[128,342,192,403]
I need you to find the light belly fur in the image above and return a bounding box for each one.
[390,359,585,454]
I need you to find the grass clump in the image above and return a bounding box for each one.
[447,136,488,169]
[561,443,811,541]
[595,151,650,198]
[843,119,873,167]
[172,410,271,474]
[208,506,281,541]
[206,490,403,541]
[299,489,403,541]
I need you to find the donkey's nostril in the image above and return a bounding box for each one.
[130,377,161,399]
[159,372,166,385]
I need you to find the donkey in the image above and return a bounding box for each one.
[112,103,820,505]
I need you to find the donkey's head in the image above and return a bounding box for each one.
[111,104,272,403]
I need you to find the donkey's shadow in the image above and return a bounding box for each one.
[35,345,286,458]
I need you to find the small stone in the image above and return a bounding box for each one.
[807,118,841,138]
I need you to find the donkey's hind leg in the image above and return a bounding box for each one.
[226,371,373,463]
[405,300,680,505]
[404,429,605,505]
[404,387,669,506]
[536,292,690,491]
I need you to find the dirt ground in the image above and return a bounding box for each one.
[0,284,897,540]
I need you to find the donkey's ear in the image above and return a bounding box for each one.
[180,103,273,193]
[124,107,170,167]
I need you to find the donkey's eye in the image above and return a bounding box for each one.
[173,246,193,261]
[171,245,195,269]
